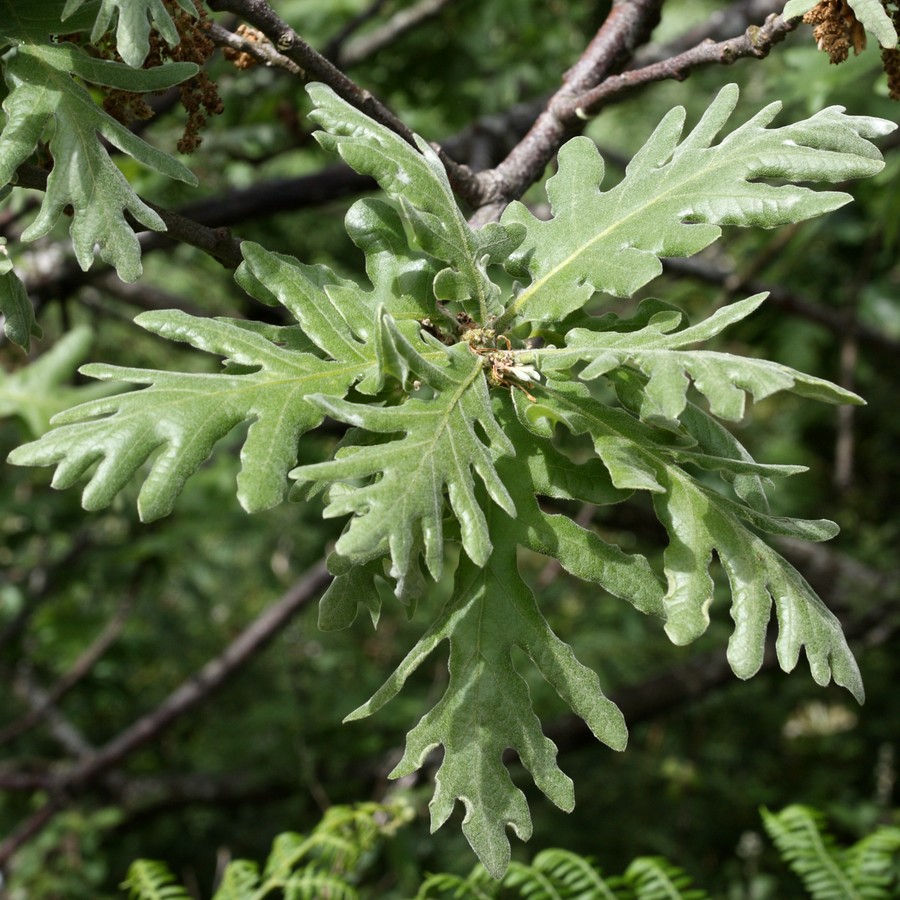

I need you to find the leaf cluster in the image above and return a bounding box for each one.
[0,0,199,348]
[7,78,896,876]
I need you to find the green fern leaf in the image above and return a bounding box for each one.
[120,859,191,900]
[0,42,197,281]
[417,869,500,899]
[507,848,627,899]
[61,0,197,67]
[496,83,894,328]
[211,860,260,900]
[843,825,900,897]
[624,857,709,900]
[762,805,898,900]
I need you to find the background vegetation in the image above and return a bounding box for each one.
[1,0,898,897]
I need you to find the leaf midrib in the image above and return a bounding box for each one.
[503,139,759,324]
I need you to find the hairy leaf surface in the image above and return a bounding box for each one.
[0,43,196,281]
[346,525,627,880]
[536,294,863,423]
[497,83,894,327]
[7,81,892,877]
[307,84,523,321]
[8,244,381,519]
[292,316,516,581]
[518,376,863,701]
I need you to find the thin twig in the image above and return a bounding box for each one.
[0,800,63,869]
[336,0,457,69]
[470,0,664,223]
[0,596,133,747]
[207,19,304,76]
[324,0,391,61]
[65,561,330,787]
[0,561,331,868]
[562,12,799,120]
[206,0,480,204]
[10,669,95,758]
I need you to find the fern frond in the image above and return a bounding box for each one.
[502,849,627,898]
[623,856,709,900]
[120,860,191,900]
[416,866,500,899]
[528,848,627,899]
[843,824,900,897]
[762,805,898,899]
[212,860,260,900]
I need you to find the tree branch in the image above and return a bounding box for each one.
[65,561,330,788]
[562,12,799,120]
[470,0,664,223]
[13,164,245,271]
[0,561,330,868]
[323,0,391,61]
[0,596,133,747]
[206,0,481,204]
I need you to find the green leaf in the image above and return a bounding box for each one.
[624,857,709,900]
[783,0,820,18]
[497,83,895,328]
[0,43,196,281]
[7,244,379,519]
[535,294,863,423]
[322,395,666,876]
[62,0,197,67]
[511,849,625,899]
[345,528,627,880]
[0,0,99,40]
[0,243,40,350]
[0,326,112,437]
[120,859,191,900]
[524,377,863,701]
[307,82,523,322]
[784,0,898,47]
[292,318,516,582]
[8,81,883,879]
[762,806,867,900]
[847,0,898,49]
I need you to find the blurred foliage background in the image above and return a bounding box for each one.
[1,0,898,897]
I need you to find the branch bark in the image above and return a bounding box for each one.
[562,12,799,120]
[471,0,664,223]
